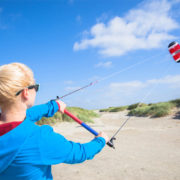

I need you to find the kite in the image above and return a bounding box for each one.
[168,41,180,63]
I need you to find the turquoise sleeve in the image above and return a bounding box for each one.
[64,137,106,164]
[26,100,59,122]
[39,125,106,165]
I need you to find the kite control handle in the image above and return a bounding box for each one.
[64,109,99,136]
[64,109,115,149]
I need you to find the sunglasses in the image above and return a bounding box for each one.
[15,84,40,96]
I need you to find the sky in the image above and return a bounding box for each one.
[0,0,180,109]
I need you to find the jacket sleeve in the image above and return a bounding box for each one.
[26,100,59,122]
[39,125,106,165]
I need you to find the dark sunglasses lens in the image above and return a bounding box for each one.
[35,84,39,92]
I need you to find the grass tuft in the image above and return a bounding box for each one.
[128,102,175,117]
[127,103,147,110]
[99,106,128,112]
[99,98,180,118]
[37,98,180,125]
[36,107,99,125]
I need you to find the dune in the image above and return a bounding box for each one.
[52,109,180,180]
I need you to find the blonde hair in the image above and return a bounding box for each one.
[0,63,35,109]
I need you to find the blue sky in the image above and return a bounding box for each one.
[0,0,180,109]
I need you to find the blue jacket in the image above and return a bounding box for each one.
[0,100,106,180]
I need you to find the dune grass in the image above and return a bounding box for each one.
[169,99,180,107]
[128,100,179,117]
[37,98,180,125]
[99,105,128,112]
[99,99,180,118]
[99,103,147,112]
[36,107,99,125]
[127,103,147,110]
[128,102,174,117]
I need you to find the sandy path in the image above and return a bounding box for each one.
[52,110,180,180]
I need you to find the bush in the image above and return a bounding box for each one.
[128,106,150,116]
[127,103,147,110]
[36,107,98,125]
[170,99,180,107]
[128,102,174,117]
[109,106,128,112]
[100,106,128,112]
[149,103,174,117]
[99,107,115,112]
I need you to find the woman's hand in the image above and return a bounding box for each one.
[96,131,109,143]
[56,100,66,113]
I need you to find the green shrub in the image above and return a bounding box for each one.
[109,106,128,112]
[99,108,112,112]
[127,103,147,110]
[149,103,174,117]
[128,102,174,117]
[128,106,150,116]
[36,106,98,125]
[169,99,180,107]
[100,106,128,112]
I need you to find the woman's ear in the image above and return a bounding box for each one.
[21,88,29,100]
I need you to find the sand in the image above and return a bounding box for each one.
[52,110,180,180]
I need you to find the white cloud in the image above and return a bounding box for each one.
[95,61,112,68]
[64,80,74,85]
[73,0,179,57]
[76,15,82,24]
[0,7,6,30]
[172,0,180,4]
[68,0,74,4]
[108,81,145,96]
[62,74,180,109]
[65,86,80,92]
[110,81,144,89]
[96,13,109,23]
[147,75,180,88]
[88,75,101,82]
[109,74,180,95]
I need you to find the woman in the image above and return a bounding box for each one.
[0,63,109,180]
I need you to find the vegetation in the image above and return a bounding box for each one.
[36,107,99,126]
[128,102,172,117]
[128,100,180,117]
[37,98,180,125]
[169,99,180,107]
[127,103,147,110]
[99,106,128,112]
[99,99,180,118]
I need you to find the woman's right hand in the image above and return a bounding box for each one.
[96,131,109,143]
[56,100,66,113]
